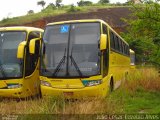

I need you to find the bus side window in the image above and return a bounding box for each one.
[127,46,130,56]
[25,31,41,76]
[115,36,119,52]
[124,45,127,55]
[122,42,125,54]
[110,31,115,50]
[119,38,122,53]
[125,45,127,55]
[102,24,109,76]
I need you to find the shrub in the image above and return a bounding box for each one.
[67,5,82,13]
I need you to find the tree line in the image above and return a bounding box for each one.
[122,0,160,67]
[36,0,109,10]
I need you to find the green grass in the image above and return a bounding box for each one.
[109,87,160,114]
[126,89,160,113]
[114,68,160,114]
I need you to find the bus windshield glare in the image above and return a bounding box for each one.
[41,23,101,77]
[0,31,26,79]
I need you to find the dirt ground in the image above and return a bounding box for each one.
[23,7,131,33]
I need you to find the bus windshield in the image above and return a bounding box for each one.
[41,23,101,78]
[0,31,26,79]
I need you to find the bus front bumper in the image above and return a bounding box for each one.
[41,83,109,99]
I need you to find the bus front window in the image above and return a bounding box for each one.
[0,32,26,79]
[41,23,100,77]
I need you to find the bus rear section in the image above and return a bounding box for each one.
[0,27,43,98]
[130,49,136,69]
[39,19,130,98]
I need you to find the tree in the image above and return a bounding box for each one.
[37,0,46,9]
[98,0,109,4]
[77,0,93,6]
[27,10,34,15]
[67,4,81,12]
[122,2,160,66]
[56,0,62,8]
[46,3,56,10]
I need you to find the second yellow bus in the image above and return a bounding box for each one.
[0,27,43,98]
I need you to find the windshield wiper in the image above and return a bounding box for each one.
[0,61,6,78]
[52,48,66,76]
[69,48,83,77]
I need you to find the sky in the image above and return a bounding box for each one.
[0,0,127,21]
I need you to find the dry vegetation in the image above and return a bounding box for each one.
[0,68,159,119]
[125,68,160,92]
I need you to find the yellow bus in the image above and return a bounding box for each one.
[130,49,136,69]
[32,19,130,98]
[0,27,43,98]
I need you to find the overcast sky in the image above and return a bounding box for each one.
[0,0,127,21]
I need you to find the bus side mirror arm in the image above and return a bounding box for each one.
[100,34,107,51]
[17,41,27,59]
[29,38,41,54]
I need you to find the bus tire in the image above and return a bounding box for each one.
[110,78,114,92]
[36,87,42,99]
[38,88,42,99]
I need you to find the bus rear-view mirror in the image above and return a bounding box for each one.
[29,38,41,54]
[100,34,107,50]
[17,41,27,59]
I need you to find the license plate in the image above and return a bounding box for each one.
[63,92,74,96]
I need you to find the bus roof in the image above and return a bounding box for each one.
[0,26,43,32]
[47,19,105,26]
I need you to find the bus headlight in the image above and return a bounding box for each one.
[82,80,102,87]
[41,80,52,87]
[7,84,22,89]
